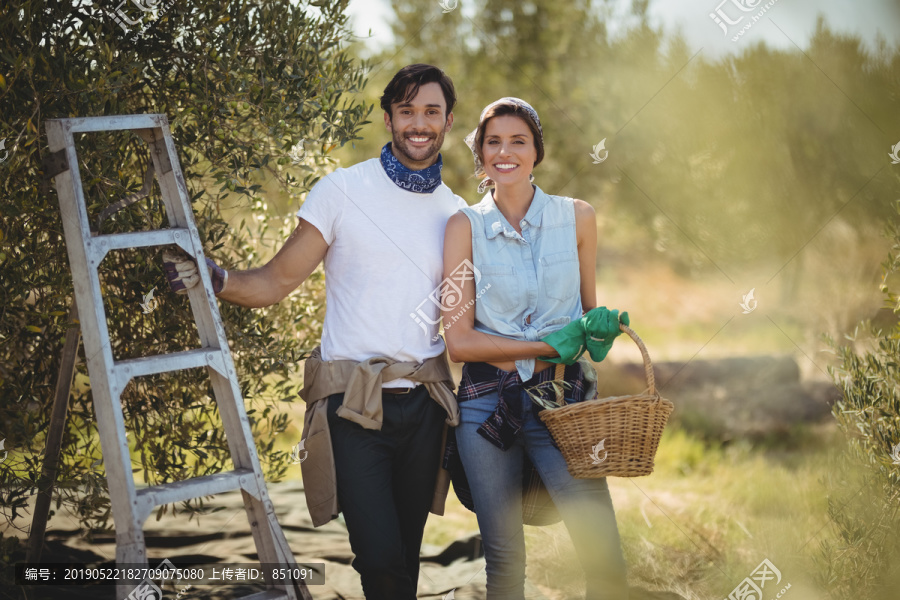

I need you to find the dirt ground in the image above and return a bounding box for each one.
[9,478,688,600]
[9,480,532,600]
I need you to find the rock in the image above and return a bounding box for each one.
[599,355,839,439]
[624,355,800,392]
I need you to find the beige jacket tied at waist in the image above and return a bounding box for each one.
[298,346,460,527]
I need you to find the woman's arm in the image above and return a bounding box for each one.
[574,199,598,313]
[442,212,557,364]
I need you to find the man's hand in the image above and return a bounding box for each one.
[583,307,629,362]
[162,249,227,295]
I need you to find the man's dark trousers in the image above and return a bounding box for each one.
[326,385,445,600]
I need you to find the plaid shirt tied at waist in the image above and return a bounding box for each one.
[443,360,592,526]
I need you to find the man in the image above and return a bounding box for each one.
[164,64,465,599]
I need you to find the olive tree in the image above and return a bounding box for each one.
[0,0,371,567]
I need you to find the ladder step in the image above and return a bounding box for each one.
[115,348,220,379]
[136,468,255,507]
[95,228,190,251]
[238,591,289,600]
[67,113,165,133]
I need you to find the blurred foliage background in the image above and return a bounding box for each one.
[339,0,900,361]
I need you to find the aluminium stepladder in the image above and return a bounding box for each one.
[44,114,313,600]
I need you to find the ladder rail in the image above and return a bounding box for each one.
[147,120,264,479]
[46,120,146,564]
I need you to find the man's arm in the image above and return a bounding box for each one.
[217,218,328,308]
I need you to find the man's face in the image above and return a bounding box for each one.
[384,82,454,170]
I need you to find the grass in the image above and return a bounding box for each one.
[418,423,845,600]
[271,399,844,598]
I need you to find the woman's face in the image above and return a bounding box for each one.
[481,115,537,189]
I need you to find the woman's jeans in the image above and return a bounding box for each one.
[456,388,629,600]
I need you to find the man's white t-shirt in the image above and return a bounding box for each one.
[297,157,467,388]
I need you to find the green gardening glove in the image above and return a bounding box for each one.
[539,319,587,365]
[583,307,630,363]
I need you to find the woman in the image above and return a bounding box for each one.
[442,97,630,600]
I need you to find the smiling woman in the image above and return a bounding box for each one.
[442,97,632,599]
[468,101,544,195]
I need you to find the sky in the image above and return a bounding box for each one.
[345,0,900,58]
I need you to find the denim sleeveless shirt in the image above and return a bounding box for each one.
[460,185,583,380]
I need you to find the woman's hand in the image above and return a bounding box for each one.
[583,307,629,362]
[539,319,588,365]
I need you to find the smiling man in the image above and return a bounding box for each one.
[292,65,465,600]
[163,64,464,600]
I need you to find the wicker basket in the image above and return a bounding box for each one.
[538,324,674,478]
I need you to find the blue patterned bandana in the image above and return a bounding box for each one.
[379,143,443,194]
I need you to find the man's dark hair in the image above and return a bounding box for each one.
[380,64,457,119]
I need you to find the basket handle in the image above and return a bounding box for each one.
[554,363,565,405]
[552,324,656,401]
[619,324,656,396]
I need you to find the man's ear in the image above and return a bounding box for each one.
[384,111,393,131]
[445,112,454,132]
